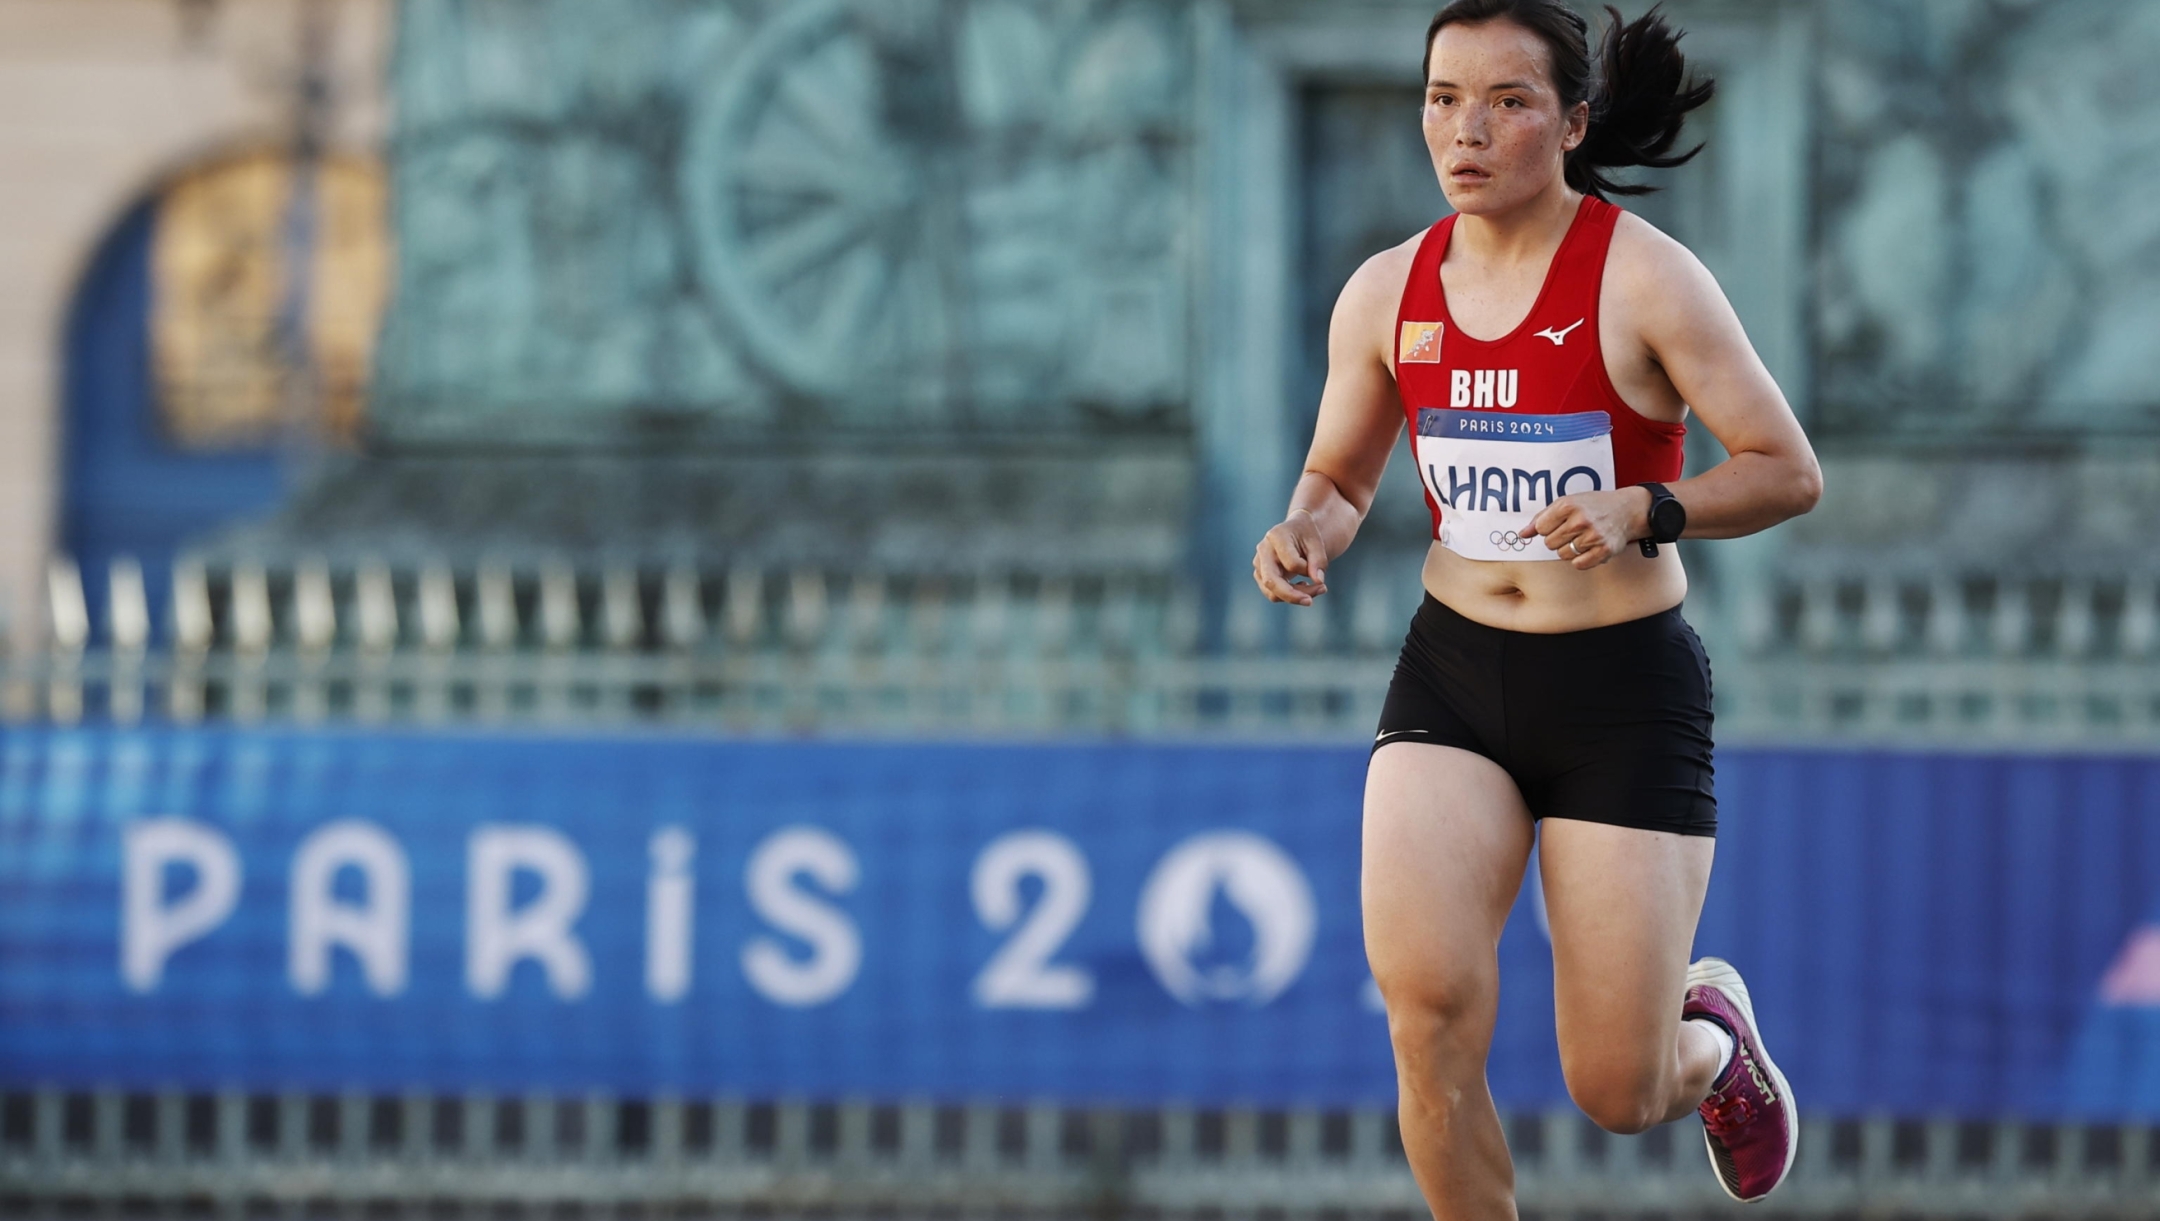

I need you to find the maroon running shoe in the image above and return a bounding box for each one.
[1685,957,1798,1202]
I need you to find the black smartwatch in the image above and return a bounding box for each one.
[1636,482,1686,557]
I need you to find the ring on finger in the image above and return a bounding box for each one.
[1565,540,1581,557]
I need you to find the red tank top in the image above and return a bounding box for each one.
[1392,196,1685,555]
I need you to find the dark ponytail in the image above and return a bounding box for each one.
[1422,0,1714,200]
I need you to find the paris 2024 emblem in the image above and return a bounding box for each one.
[1136,831,1316,1006]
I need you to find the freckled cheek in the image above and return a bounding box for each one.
[1517,113,1564,144]
[1487,116,1558,162]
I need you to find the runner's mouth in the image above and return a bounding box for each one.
[1449,163,1492,183]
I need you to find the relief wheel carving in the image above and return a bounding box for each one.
[684,1,955,401]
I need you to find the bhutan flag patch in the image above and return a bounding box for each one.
[1399,321,1443,364]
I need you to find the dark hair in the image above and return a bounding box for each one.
[1422,0,1714,199]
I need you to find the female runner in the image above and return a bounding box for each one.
[1251,0,1821,1211]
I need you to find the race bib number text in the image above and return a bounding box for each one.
[1415,409,1616,562]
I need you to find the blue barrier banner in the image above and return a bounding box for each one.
[3,726,2160,1117]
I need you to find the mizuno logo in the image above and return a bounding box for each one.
[1534,319,1584,346]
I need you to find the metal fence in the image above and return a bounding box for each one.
[7,1089,2160,1218]
[16,552,2160,742]
[10,554,1388,735]
[1724,564,2160,742]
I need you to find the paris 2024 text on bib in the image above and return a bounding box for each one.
[1416,408,1616,562]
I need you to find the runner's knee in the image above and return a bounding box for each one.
[1375,960,1497,1078]
[1561,1053,1671,1135]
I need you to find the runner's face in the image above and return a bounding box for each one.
[1421,20,1587,215]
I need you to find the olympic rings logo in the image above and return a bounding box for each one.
[1489,530,1530,552]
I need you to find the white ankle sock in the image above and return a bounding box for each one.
[1688,1017,1735,1076]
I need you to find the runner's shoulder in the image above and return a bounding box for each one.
[1606,208,1727,337]
[1333,229,1426,349]
[1345,229,1424,304]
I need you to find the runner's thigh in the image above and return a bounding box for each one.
[1538,819,1715,1093]
[1363,743,1536,1009]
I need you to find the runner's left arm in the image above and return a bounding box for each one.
[1605,222,1822,541]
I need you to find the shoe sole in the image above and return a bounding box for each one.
[1689,956,1798,1203]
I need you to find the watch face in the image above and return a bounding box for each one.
[1652,497,1686,540]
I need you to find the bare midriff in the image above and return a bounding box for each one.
[1421,539,1687,633]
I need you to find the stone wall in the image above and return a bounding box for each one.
[319,0,1201,574]
[1812,0,2160,438]
[376,0,1197,446]
[1798,0,2160,573]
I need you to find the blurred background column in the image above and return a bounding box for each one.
[0,0,391,649]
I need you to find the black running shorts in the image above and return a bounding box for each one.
[1373,594,1717,837]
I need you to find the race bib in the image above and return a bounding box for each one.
[1415,408,1615,562]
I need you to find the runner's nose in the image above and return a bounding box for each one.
[1456,104,1489,147]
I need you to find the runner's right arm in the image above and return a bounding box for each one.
[1253,242,1416,605]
